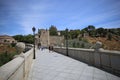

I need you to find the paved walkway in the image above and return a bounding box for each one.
[28,49,120,80]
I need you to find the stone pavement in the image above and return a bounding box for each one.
[28,49,120,80]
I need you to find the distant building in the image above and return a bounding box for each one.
[0,35,16,44]
[35,29,64,47]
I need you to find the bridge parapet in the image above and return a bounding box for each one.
[0,48,34,80]
[53,45,120,75]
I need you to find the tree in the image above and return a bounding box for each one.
[93,27,109,37]
[49,25,58,36]
[87,25,96,37]
[82,27,88,32]
[88,25,95,31]
[60,30,66,36]
[81,29,86,37]
[81,25,96,37]
[13,34,34,44]
[96,27,104,37]
[69,29,80,39]
[13,35,24,42]
[23,34,34,43]
[117,28,120,36]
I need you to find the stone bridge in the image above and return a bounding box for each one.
[0,47,120,80]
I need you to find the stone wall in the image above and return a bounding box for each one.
[0,48,34,80]
[50,36,64,46]
[36,29,64,47]
[53,47,120,75]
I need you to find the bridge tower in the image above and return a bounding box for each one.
[36,29,50,47]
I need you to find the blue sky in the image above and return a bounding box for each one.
[0,0,120,35]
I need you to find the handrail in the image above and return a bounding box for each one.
[0,48,33,80]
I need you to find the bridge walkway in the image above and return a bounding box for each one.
[28,49,120,80]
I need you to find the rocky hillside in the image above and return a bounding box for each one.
[86,37,120,51]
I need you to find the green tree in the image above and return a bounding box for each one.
[60,30,66,36]
[87,25,96,37]
[88,25,95,30]
[82,27,88,32]
[13,35,24,42]
[49,25,58,36]
[24,34,34,43]
[81,25,96,37]
[69,29,80,39]
[96,27,104,37]
[96,27,108,37]
[13,34,34,44]
[81,29,86,37]
[117,28,120,36]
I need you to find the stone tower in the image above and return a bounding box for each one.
[36,29,50,47]
[36,29,65,48]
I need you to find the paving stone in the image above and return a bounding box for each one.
[28,49,120,80]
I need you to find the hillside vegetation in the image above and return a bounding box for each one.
[59,25,120,51]
[86,37,120,51]
[0,44,20,66]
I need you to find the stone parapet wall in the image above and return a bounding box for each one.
[0,48,34,80]
[53,47,120,75]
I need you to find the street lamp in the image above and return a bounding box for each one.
[32,27,36,59]
[66,28,68,56]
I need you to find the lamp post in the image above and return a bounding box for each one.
[32,27,36,59]
[66,28,68,56]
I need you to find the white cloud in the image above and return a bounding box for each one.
[15,1,54,34]
[5,2,52,20]
[1,0,120,35]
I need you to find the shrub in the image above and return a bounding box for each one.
[82,38,88,43]
[72,42,76,48]
[80,43,85,48]
[0,51,18,66]
[107,33,112,40]
[11,43,16,47]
